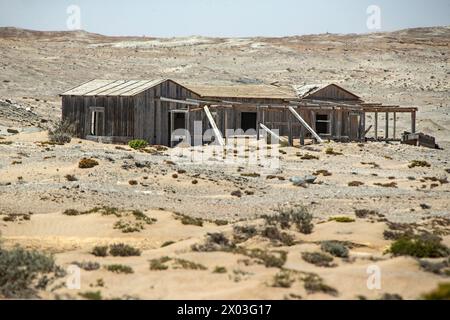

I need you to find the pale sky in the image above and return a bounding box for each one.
[0,0,449,37]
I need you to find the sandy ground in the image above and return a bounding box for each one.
[0,27,449,300]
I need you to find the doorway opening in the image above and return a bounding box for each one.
[241,112,257,133]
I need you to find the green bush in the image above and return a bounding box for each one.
[422,283,450,300]
[48,120,74,144]
[389,234,449,258]
[261,226,295,246]
[321,241,349,258]
[303,273,338,296]
[265,205,314,234]
[92,246,108,257]
[128,139,148,150]
[302,252,335,267]
[109,243,141,257]
[79,291,102,300]
[0,246,57,298]
[72,261,100,271]
[149,257,171,270]
[213,266,227,274]
[105,264,134,274]
[78,158,99,169]
[272,269,295,288]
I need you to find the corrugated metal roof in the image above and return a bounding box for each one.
[61,79,166,97]
[188,84,297,99]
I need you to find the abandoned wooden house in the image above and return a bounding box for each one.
[61,80,418,147]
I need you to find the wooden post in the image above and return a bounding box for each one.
[411,111,416,133]
[204,105,225,146]
[299,126,305,146]
[224,110,228,144]
[393,112,396,139]
[374,112,378,140]
[170,111,174,147]
[385,112,389,140]
[336,109,342,141]
[288,116,293,146]
[186,106,190,145]
[256,105,260,140]
[359,112,366,141]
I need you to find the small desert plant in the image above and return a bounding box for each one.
[348,181,364,187]
[172,258,207,270]
[128,139,148,150]
[313,170,332,176]
[240,248,287,268]
[422,283,450,300]
[131,210,156,224]
[0,246,57,298]
[374,182,397,188]
[62,209,82,216]
[78,158,99,169]
[231,190,242,198]
[213,266,227,274]
[233,225,258,243]
[213,219,229,226]
[161,241,175,248]
[268,205,314,234]
[419,258,450,276]
[174,213,203,227]
[388,234,449,258]
[113,220,144,233]
[408,160,431,169]
[48,120,74,144]
[325,147,342,156]
[128,180,138,186]
[303,273,338,296]
[321,241,349,258]
[72,261,100,271]
[192,233,235,252]
[91,246,108,257]
[261,226,295,246]
[302,252,335,267]
[354,209,378,218]
[240,172,261,178]
[328,216,355,223]
[105,264,134,274]
[65,174,77,182]
[79,291,102,300]
[149,257,171,270]
[109,243,141,257]
[298,153,319,160]
[272,269,295,288]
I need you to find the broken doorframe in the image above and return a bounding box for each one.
[288,106,324,143]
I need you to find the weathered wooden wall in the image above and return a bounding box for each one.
[307,84,360,101]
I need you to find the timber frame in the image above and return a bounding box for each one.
[61,79,418,147]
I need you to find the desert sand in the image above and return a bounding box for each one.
[0,27,449,300]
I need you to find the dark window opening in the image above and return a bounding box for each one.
[315,114,331,135]
[241,112,257,133]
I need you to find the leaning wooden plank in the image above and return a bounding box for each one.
[259,123,288,143]
[204,105,225,146]
[288,106,324,143]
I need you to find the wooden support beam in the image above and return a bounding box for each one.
[393,112,396,139]
[411,111,416,133]
[159,97,200,106]
[374,112,378,140]
[385,112,389,140]
[204,105,225,146]
[288,106,324,143]
[259,123,288,143]
[288,117,293,146]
